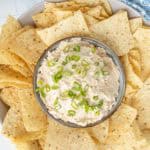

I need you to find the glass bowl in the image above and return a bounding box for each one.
[33,36,126,128]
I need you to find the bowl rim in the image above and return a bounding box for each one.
[33,36,126,128]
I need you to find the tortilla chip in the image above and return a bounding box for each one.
[100,125,147,150]
[16,141,40,150]
[0,65,32,88]
[44,119,98,150]
[87,5,109,20]
[129,18,142,33]
[110,104,137,131]
[38,137,46,150]
[17,88,47,132]
[84,14,99,27]
[7,28,47,70]
[132,83,150,130]
[44,3,56,12]
[0,16,21,43]
[55,1,82,11]
[142,130,150,143]
[133,28,150,81]
[121,55,143,89]
[37,11,89,46]
[74,0,112,15]
[0,87,20,107]
[87,120,109,143]
[53,9,74,22]
[32,12,56,28]
[99,105,147,149]
[2,107,27,139]
[90,11,134,56]
[0,50,31,77]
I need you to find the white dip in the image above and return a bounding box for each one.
[36,38,120,126]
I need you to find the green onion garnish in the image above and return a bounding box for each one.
[93,96,99,101]
[63,46,70,53]
[37,80,44,86]
[71,101,79,109]
[70,55,80,61]
[63,70,72,76]
[73,81,82,91]
[72,64,77,69]
[47,60,55,67]
[68,90,76,98]
[91,47,96,53]
[95,111,100,116]
[73,45,80,52]
[53,71,63,83]
[97,100,104,108]
[51,85,59,90]
[103,71,109,76]
[95,70,104,77]
[40,87,46,98]
[54,98,61,110]
[81,60,89,67]
[67,110,76,116]
[45,84,51,92]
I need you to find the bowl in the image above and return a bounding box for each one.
[0,0,150,126]
[33,36,126,128]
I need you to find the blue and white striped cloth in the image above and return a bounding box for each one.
[121,0,150,21]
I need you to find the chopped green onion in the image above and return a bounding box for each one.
[68,90,76,98]
[63,46,70,53]
[93,96,99,101]
[71,101,79,109]
[62,56,70,65]
[54,98,61,110]
[72,64,77,69]
[91,47,96,53]
[97,100,104,108]
[53,71,63,83]
[37,80,44,86]
[73,45,80,52]
[73,81,82,91]
[95,70,104,77]
[40,87,46,98]
[70,55,80,61]
[80,99,89,112]
[80,89,86,96]
[35,87,40,92]
[103,71,109,76]
[67,110,76,116]
[47,60,55,67]
[63,70,72,76]
[45,84,51,92]
[51,85,59,90]
[81,60,89,67]
[95,111,100,116]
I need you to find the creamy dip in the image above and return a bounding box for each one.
[36,38,120,126]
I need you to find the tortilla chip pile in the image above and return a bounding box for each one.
[0,0,150,150]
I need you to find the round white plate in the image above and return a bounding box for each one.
[0,1,149,149]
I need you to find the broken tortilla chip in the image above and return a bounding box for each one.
[129,18,142,34]
[133,28,150,81]
[0,65,32,88]
[90,11,134,56]
[17,88,47,132]
[0,16,21,43]
[37,11,89,46]
[44,119,98,150]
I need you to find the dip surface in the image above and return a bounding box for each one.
[36,38,120,126]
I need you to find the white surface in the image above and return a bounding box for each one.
[0,0,145,149]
